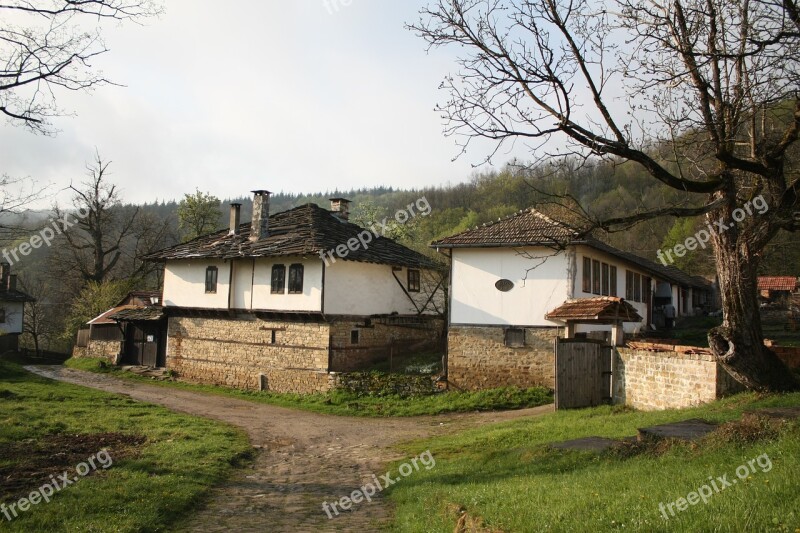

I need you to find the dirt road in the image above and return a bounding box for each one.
[26,366,553,532]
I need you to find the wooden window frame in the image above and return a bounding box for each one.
[592,260,601,295]
[582,257,592,293]
[601,263,610,296]
[626,270,634,300]
[288,263,304,294]
[205,266,218,294]
[610,266,618,297]
[633,273,642,303]
[504,328,525,348]
[271,264,286,294]
[407,269,421,293]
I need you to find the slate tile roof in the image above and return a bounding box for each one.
[110,307,165,322]
[144,203,439,270]
[545,296,643,323]
[758,276,799,291]
[431,208,579,247]
[0,288,35,303]
[432,207,712,290]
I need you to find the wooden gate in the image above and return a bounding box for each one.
[555,338,612,409]
[124,323,166,368]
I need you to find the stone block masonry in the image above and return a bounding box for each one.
[167,316,333,394]
[614,345,744,411]
[447,326,558,390]
[72,340,121,363]
[164,315,444,394]
[329,317,445,372]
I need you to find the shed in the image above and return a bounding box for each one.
[546,297,642,346]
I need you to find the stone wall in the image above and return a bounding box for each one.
[329,317,445,372]
[72,340,120,363]
[614,345,743,411]
[166,315,334,393]
[447,326,558,390]
[771,346,800,369]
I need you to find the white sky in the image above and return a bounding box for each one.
[2,0,533,209]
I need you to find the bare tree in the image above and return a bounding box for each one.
[410,0,800,390]
[0,0,161,133]
[54,153,140,283]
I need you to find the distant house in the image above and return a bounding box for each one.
[758,276,799,302]
[0,264,35,352]
[80,191,446,393]
[431,208,711,390]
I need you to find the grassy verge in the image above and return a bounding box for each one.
[385,392,800,532]
[64,357,553,417]
[0,360,252,532]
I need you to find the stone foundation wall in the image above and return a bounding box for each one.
[166,316,334,393]
[614,345,743,411]
[329,317,445,372]
[72,340,120,363]
[772,346,800,369]
[447,326,558,390]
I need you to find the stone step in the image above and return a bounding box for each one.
[637,418,718,442]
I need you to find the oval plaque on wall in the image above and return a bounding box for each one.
[495,279,514,292]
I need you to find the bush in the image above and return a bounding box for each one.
[336,371,437,398]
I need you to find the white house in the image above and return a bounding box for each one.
[431,208,711,390]
[95,191,446,394]
[0,264,35,352]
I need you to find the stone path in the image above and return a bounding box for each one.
[26,366,553,532]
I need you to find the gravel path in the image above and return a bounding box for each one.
[26,366,553,532]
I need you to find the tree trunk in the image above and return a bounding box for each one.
[708,238,798,391]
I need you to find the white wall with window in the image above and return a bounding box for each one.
[0,301,24,334]
[250,257,322,312]
[323,261,435,316]
[573,245,652,333]
[163,259,232,309]
[449,247,572,326]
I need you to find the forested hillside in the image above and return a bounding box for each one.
[8,157,798,355]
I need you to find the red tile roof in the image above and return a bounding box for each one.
[758,276,798,291]
[87,305,138,325]
[545,297,642,323]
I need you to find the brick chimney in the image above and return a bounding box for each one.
[229,203,242,235]
[329,198,351,221]
[250,190,272,241]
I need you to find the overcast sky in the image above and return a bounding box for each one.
[2,0,533,210]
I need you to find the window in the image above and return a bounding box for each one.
[270,330,276,344]
[495,279,514,292]
[205,266,218,293]
[0,308,5,323]
[626,270,634,300]
[633,273,642,302]
[350,330,360,344]
[582,257,592,293]
[504,328,525,348]
[644,277,651,305]
[271,264,285,294]
[288,264,304,294]
[601,263,610,296]
[592,260,601,295]
[407,269,421,292]
[610,266,617,297]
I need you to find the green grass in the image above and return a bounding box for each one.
[666,315,799,348]
[64,357,553,417]
[0,360,252,532]
[385,392,800,532]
